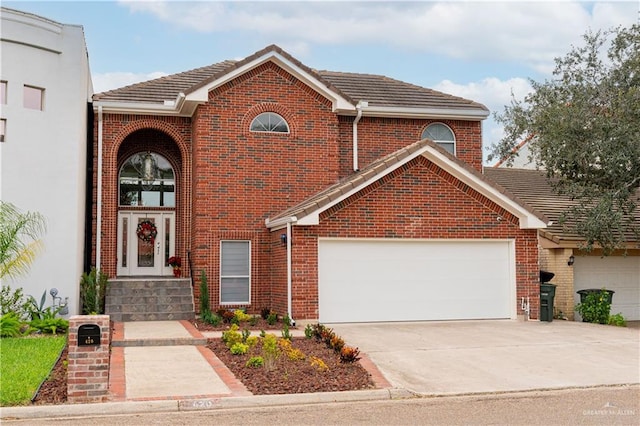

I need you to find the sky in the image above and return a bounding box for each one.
[4,0,638,162]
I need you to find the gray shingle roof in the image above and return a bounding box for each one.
[483,168,640,244]
[93,45,488,113]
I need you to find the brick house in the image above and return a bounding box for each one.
[92,45,548,323]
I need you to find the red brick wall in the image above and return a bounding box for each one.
[287,156,540,320]
[67,316,110,403]
[189,62,340,313]
[338,116,483,177]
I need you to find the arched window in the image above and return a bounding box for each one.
[119,152,175,207]
[421,123,456,155]
[250,112,289,133]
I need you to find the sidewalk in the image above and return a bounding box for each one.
[0,321,401,421]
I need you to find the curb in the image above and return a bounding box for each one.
[0,388,416,420]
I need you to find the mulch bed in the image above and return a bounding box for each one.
[207,337,375,395]
[190,317,289,331]
[32,324,375,403]
[32,347,67,405]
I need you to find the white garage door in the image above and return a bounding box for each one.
[574,255,640,321]
[318,239,515,323]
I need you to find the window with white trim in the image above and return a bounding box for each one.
[421,123,456,155]
[220,241,251,304]
[250,112,289,133]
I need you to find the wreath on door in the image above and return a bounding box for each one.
[136,220,157,244]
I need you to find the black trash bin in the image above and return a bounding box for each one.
[540,283,557,322]
[577,288,615,305]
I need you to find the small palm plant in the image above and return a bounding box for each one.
[0,201,46,280]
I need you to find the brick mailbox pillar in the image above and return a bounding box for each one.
[67,315,110,403]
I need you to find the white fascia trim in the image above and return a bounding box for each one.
[92,92,190,116]
[338,106,489,120]
[424,148,548,229]
[295,147,431,226]
[186,52,354,112]
[265,216,298,230]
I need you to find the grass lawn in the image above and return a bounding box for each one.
[0,335,67,406]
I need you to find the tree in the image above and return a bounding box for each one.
[0,201,47,280]
[490,25,640,254]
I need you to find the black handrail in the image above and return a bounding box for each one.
[187,250,194,288]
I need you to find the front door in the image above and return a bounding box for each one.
[117,211,175,276]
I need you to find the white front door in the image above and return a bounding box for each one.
[117,211,176,276]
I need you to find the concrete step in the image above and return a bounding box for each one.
[105,278,195,322]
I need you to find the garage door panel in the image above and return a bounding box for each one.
[318,240,513,323]
[574,256,640,321]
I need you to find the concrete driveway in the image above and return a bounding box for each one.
[329,320,640,395]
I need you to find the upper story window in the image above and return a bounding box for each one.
[119,152,175,207]
[250,112,289,133]
[23,85,44,110]
[1,81,6,104]
[421,123,455,155]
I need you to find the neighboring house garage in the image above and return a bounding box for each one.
[485,167,640,321]
[318,239,514,323]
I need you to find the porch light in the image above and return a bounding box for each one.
[280,233,287,245]
[568,255,575,266]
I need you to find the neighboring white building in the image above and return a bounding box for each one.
[0,7,93,315]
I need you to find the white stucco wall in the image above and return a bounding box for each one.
[0,7,93,315]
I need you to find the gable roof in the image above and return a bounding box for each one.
[93,44,489,120]
[483,167,640,246]
[266,139,548,230]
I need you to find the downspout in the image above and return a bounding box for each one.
[286,221,294,326]
[96,106,103,272]
[352,101,368,171]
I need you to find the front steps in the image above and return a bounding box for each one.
[105,278,195,322]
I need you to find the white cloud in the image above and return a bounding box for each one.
[434,77,533,116]
[118,1,638,75]
[92,71,168,93]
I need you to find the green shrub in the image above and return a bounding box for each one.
[234,309,252,323]
[267,311,278,326]
[249,315,258,326]
[608,313,627,327]
[246,335,259,348]
[1,285,30,320]
[261,333,280,370]
[304,324,314,339]
[283,314,292,327]
[230,342,249,355]
[575,289,612,324]
[221,324,242,348]
[281,323,292,341]
[202,309,221,326]
[246,356,264,368]
[199,270,210,315]
[80,268,108,314]
[29,317,69,334]
[0,312,25,338]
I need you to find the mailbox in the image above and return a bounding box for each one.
[78,324,101,346]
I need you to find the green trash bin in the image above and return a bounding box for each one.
[540,283,557,322]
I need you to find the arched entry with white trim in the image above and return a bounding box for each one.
[116,152,177,276]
